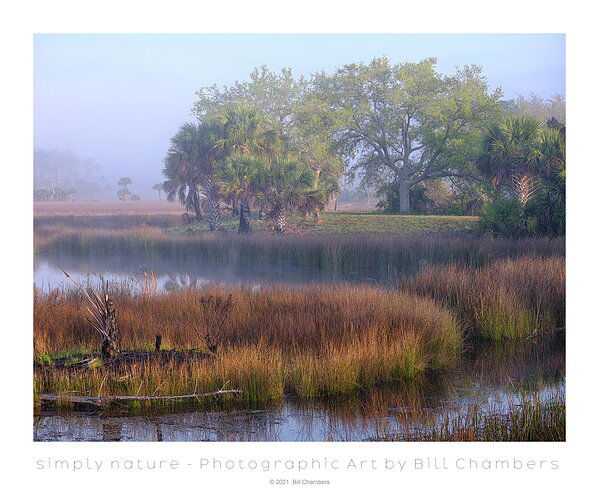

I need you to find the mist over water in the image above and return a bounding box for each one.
[34,253,390,292]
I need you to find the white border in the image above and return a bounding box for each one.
[2,1,597,497]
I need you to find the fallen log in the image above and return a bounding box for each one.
[37,389,243,408]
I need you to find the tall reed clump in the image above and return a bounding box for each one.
[403,256,565,340]
[35,226,564,276]
[34,285,462,403]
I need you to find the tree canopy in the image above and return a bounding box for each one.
[160,57,564,236]
[306,57,502,213]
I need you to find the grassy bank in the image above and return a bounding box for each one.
[305,212,478,234]
[173,212,479,235]
[35,205,478,236]
[34,285,462,405]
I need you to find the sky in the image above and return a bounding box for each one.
[34,34,565,195]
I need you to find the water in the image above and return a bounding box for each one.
[33,250,565,441]
[34,253,391,292]
[34,336,564,442]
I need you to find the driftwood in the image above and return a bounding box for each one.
[60,268,120,360]
[38,389,243,408]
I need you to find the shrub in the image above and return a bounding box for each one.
[478,198,537,237]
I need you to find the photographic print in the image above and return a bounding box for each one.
[32,33,566,443]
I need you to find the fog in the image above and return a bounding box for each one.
[34,34,565,199]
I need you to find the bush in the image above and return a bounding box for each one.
[478,199,537,237]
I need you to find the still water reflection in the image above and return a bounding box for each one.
[34,253,391,291]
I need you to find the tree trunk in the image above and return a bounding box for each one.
[100,298,120,360]
[238,201,252,234]
[274,204,286,233]
[513,173,534,206]
[202,180,221,231]
[232,197,240,216]
[398,180,411,214]
[192,192,203,220]
[205,195,220,231]
[314,210,322,224]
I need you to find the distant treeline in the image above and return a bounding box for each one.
[34,149,113,201]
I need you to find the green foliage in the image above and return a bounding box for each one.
[162,120,224,221]
[37,353,52,366]
[216,153,263,201]
[166,61,565,232]
[477,116,544,205]
[260,155,316,206]
[377,179,485,215]
[478,198,536,237]
[193,66,343,213]
[526,168,565,236]
[477,116,565,237]
[165,78,344,232]
[307,57,502,213]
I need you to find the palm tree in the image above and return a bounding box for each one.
[214,103,278,158]
[259,154,316,233]
[477,116,543,205]
[296,167,340,223]
[294,135,343,222]
[196,121,226,231]
[216,153,263,233]
[117,177,133,201]
[527,127,566,235]
[152,183,164,201]
[213,103,277,233]
[162,123,204,220]
[538,127,565,175]
[163,121,224,229]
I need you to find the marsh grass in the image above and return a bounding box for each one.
[36,226,564,278]
[376,390,565,441]
[33,216,565,411]
[34,254,565,406]
[34,285,462,406]
[404,256,565,339]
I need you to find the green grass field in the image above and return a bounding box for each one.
[170,211,479,236]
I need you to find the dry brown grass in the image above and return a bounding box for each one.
[404,256,565,339]
[34,285,462,402]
